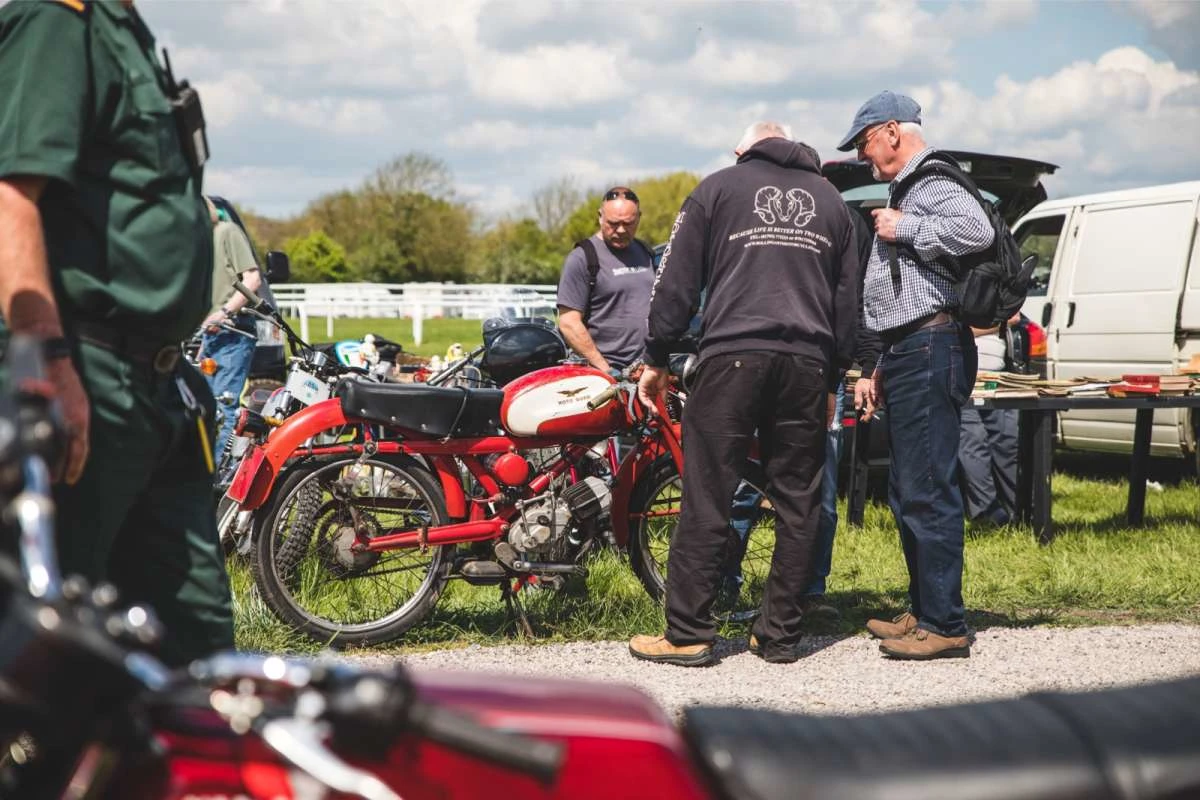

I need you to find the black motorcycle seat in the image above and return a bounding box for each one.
[336,378,504,438]
[682,675,1200,800]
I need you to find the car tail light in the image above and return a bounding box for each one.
[1025,320,1048,358]
[199,357,218,376]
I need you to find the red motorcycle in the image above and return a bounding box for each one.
[228,322,778,645]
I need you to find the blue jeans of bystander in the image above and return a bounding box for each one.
[882,322,976,638]
[201,319,257,461]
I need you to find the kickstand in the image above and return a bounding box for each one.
[501,579,535,640]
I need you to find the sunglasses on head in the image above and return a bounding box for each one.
[603,188,639,204]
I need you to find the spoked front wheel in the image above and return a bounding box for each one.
[627,458,775,623]
[249,454,450,646]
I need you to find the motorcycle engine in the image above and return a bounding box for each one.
[508,476,611,556]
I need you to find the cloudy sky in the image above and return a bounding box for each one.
[143,0,1200,222]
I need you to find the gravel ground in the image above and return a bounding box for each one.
[368,624,1200,718]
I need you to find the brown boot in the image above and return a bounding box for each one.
[629,634,715,667]
[865,611,918,640]
[879,628,970,660]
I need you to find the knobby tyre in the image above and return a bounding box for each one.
[627,457,775,623]
[249,453,450,646]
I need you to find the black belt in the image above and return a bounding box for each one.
[74,321,181,375]
[880,311,955,347]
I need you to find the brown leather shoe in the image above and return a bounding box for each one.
[865,611,918,640]
[879,628,970,660]
[629,634,715,667]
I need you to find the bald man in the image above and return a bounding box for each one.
[557,186,655,373]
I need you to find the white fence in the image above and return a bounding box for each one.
[269,282,558,344]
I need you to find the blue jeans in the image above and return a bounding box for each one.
[201,320,257,460]
[959,406,1018,525]
[882,322,976,637]
[729,380,844,597]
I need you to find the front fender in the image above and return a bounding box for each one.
[226,398,350,510]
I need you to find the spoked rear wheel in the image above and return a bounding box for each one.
[249,454,450,646]
[627,458,775,623]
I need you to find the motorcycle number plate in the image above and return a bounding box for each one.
[286,368,330,406]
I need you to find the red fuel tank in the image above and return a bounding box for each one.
[501,365,625,438]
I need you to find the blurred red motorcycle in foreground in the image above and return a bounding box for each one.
[2,334,1199,800]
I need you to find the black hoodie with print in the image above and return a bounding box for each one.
[644,137,859,390]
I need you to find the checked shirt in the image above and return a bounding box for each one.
[862,148,994,333]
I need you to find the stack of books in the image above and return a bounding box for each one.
[1107,374,1162,398]
[973,371,1041,399]
[1160,375,1193,396]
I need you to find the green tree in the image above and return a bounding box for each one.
[632,172,701,245]
[295,153,474,283]
[531,176,583,240]
[283,230,349,283]
[472,218,562,285]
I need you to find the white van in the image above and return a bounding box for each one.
[1013,181,1200,467]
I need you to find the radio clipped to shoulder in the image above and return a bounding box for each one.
[161,48,209,173]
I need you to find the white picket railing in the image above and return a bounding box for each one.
[269,282,558,343]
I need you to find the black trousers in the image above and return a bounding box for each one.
[665,351,827,656]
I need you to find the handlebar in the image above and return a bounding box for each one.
[1,335,64,601]
[426,343,486,386]
[587,384,620,410]
[232,277,316,357]
[186,654,566,788]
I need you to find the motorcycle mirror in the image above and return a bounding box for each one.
[264,250,291,284]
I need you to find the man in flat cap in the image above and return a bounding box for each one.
[838,90,993,660]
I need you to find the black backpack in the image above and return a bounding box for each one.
[572,237,654,325]
[887,152,1035,329]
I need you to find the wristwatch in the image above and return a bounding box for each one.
[41,336,72,361]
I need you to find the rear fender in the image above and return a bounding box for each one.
[227,398,350,509]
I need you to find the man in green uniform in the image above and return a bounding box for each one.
[0,0,234,666]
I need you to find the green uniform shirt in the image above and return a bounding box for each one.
[0,0,212,344]
[209,220,258,315]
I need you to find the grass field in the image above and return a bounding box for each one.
[290,316,492,360]
[232,445,1200,655]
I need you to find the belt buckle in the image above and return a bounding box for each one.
[153,346,181,375]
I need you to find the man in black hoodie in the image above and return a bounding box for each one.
[629,122,859,666]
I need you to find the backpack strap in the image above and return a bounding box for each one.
[884,152,989,296]
[573,238,601,325]
[634,238,657,269]
[574,237,656,325]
